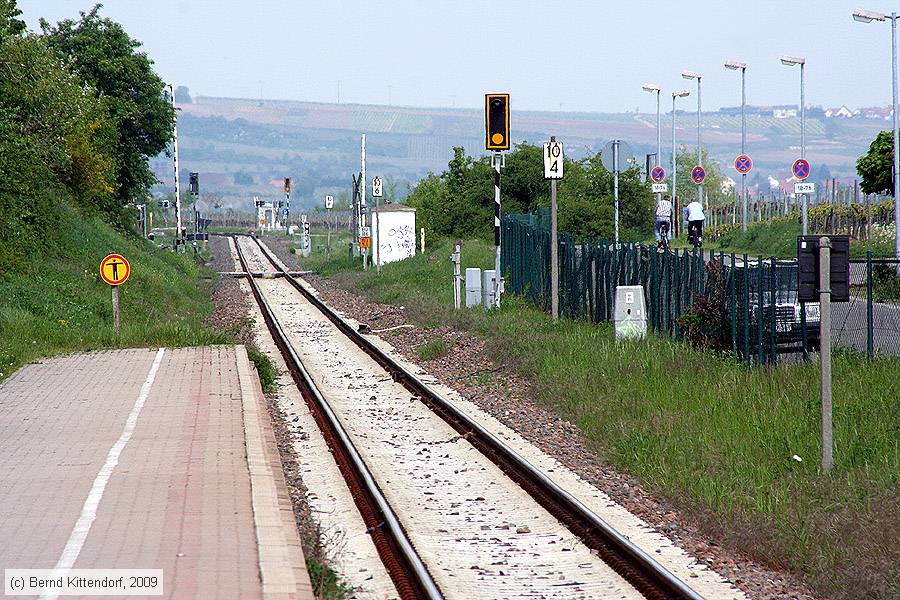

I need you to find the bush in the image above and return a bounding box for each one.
[872,264,900,302]
[676,259,732,352]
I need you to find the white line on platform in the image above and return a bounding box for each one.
[40,348,166,600]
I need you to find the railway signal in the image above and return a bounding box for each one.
[188,172,199,196]
[485,93,510,308]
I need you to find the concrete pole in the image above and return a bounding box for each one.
[819,237,832,473]
[697,77,703,207]
[801,62,808,235]
[893,13,900,271]
[741,67,748,232]
[169,84,182,251]
[361,134,367,270]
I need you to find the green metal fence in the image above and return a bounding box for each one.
[502,213,900,365]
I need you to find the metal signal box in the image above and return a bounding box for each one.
[485,94,510,151]
[797,235,850,302]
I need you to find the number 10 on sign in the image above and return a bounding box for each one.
[544,140,564,179]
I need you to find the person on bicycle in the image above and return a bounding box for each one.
[683,197,706,247]
[655,195,672,248]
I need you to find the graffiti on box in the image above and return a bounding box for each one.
[379,224,415,259]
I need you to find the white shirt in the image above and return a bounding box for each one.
[655,199,672,218]
[684,201,705,222]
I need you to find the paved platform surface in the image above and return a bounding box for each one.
[0,346,313,600]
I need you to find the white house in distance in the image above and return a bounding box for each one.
[372,203,416,266]
[825,105,854,118]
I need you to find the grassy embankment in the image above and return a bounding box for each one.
[703,219,894,259]
[0,202,229,382]
[296,229,899,600]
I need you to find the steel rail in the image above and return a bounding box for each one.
[233,237,443,600]
[245,234,704,600]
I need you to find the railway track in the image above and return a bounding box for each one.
[231,233,709,600]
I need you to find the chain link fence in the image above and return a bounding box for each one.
[501,213,900,365]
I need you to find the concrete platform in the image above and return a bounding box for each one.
[0,346,313,600]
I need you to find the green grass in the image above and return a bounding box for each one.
[415,338,449,361]
[710,219,895,259]
[305,557,355,600]
[0,202,229,382]
[247,347,278,393]
[307,235,900,600]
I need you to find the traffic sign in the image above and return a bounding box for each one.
[325,195,334,209]
[360,226,371,237]
[282,207,289,217]
[792,158,811,181]
[372,176,383,198]
[651,183,668,193]
[360,237,371,250]
[734,154,753,174]
[795,182,816,194]
[600,140,635,173]
[100,254,130,286]
[650,165,666,183]
[543,140,564,179]
[690,165,706,185]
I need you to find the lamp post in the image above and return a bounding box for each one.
[725,60,748,231]
[781,55,807,234]
[672,90,691,235]
[682,71,703,206]
[853,9,900,269]
[643,84,662,204]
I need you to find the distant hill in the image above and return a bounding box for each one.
[153,95,886,212]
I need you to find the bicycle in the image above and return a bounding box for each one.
[687,220,703,250]
[656,220,671,251]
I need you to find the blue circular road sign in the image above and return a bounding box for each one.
[792,158,811,180]
[690,165,706,185]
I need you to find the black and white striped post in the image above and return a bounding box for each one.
[492,151,504,308]
[168,84,182,251]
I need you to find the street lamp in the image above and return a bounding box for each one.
[725,60,749,231]
[643,84,662,206]
[682,70,703,206]
[853,8,900,269]
[781,55,808,234]
[672,90,691,234]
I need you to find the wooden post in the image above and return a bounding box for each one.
[112,286,121,334]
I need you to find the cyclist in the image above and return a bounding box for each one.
[683,197,706,248]
[655,195,672,249]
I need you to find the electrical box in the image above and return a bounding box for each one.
[465,268,482,308]
[797,235,850,302]
[483,270,498,308]
[614,285,647,340]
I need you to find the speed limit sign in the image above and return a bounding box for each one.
[543,140,564,179]
[372,176,383,198]
[325,195,334,209]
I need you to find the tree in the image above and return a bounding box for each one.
[41,5,175,205]
[857,130,894,196]
[0,0,25,41]
[674,146,726,207]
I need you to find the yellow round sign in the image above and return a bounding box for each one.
[100,254,130,286]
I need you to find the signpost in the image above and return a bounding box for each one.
[734,154,753,175]
[793,158,812,234]
[360,225,371,252]
[601,139,635,244]
[651,183,668,194]
[690,165,706,185]
[544,137,563,320]
[650,165,666,183]
[798,235,850,474]
[373,177,383,273]
[100,253,131,334]
[325,195,334,253]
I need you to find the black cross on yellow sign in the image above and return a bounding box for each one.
[100,254,131,286]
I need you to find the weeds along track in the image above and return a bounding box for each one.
[232,234,706,600]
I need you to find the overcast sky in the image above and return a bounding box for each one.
[20,0,898,113]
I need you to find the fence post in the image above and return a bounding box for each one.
[757,256,764,365]
[674,249,681,338]
[770,257,778,365]
[743,254,751,366]
[867,251,874,360]
[730,252,738,360]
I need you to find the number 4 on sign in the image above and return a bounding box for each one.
[544,141,564,179]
